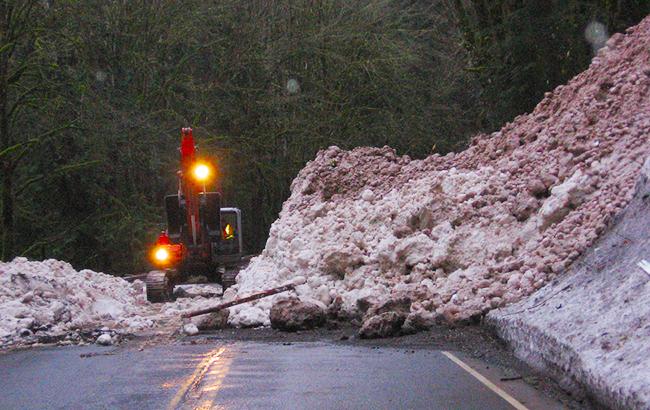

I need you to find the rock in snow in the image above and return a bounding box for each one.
[357,296,411,338]
[359,312,405,339]
[192,310,230,331]
[269,296,326,331]
[229,15,650,328]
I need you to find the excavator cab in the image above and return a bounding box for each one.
[217,208,243,265]
[145,128,243,302]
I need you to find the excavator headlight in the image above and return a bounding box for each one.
[192,163,210,182]
[153,247,170,263]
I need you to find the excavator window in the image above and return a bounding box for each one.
[165,195,182,239]
[223,223,235,240]
[219,208,242,257]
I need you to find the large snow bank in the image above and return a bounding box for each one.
[0,258,153,347]
[488,156,650,410]
[229,16,650,327]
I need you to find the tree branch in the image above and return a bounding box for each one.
[7,84,42,119]
[0,138,38,160]
[16,160,101,196]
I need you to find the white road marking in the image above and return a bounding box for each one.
[441,351,530,410]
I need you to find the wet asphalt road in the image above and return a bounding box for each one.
[0,341,562,410]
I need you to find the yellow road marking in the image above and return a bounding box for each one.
[167,347,226,410]
[193,351,233,409]
[441,351,529,410]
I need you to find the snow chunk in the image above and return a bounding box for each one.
[538,170,593,230]
[182,323,199,336]
[95,334,113,346]
[361,189,375,202]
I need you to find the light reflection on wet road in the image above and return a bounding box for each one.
[0,341,559,409]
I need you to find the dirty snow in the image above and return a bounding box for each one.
[229,16,650,327]
[0,258,155,347]
[95,333,113,346]
[0,258,238,348]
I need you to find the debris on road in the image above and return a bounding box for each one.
[270,296,326,331]
[359,312,405,339]
[229,15,650,328]
[181,277,306,319]
[0,16,648,375]
[193,310,230,331]
[357,296,412,338]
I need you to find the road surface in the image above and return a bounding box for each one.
[0,341,564,410]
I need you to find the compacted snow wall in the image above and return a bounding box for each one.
[488,157,650,410]
[229,16,650,327]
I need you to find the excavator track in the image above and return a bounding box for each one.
[145,271,174,303]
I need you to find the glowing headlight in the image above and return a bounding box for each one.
[193,163,210,181]
[154,247,170,262]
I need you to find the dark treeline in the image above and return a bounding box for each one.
[0,0,647,274]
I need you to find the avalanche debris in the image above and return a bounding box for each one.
[229,16,650,329]
[0,258,154,348]
[1,17,649,357]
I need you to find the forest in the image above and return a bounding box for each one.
[1,0,648,274]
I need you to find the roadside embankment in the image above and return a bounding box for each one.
[488,157,650,410]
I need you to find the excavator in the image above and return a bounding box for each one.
[144,127,242,302]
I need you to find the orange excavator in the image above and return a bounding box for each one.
[144,127,242,302]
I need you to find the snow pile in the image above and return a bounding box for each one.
[0,258,153,347]
[229,16,650,327]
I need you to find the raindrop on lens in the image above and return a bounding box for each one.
[584,21,608,54]
[286,78,300,95]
